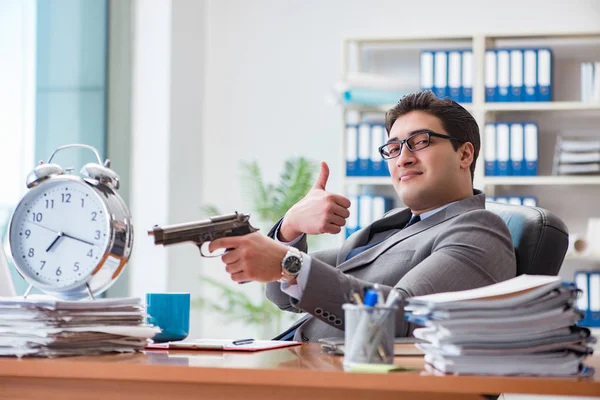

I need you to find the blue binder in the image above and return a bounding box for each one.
[497,49,510,102]
[589,272,600,327]
[434,51,448,98]
[370,124,388,177]
[357,123,371,176]
[524,122,538,176]
[461,50,473,103]
[485,50,497,102]
[576,272,591,326]
[522,196,537,207]
[372,195,394,222]
[523,49,538,102]
[345,194,359,238]
[496,123,510,176]
[345,125,359,176]
[484,123,496,176]
[359,195,373,233]
[448,50,462,102]
[537,48,553,102]
[510,49,524,102]
[420,51,434,92]
[510,123,524,175]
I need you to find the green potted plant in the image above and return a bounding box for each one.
[196,157,318,337]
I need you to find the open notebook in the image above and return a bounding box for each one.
[146,339,302,352]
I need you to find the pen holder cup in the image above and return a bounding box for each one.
[343,304,397,367]
[146,293,190,343]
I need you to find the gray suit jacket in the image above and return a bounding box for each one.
[265,191,517,342]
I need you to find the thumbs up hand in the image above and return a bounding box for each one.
[279,161,352,240]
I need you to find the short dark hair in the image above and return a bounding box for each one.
[385,90,480,182]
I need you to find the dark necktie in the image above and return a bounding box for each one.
[344,214,421,261]
[404,214,421,229]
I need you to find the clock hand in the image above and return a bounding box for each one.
[46,232,64,252]
[28,221,61,236]
[62,233,95,247]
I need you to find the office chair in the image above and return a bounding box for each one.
[485,202,569,276]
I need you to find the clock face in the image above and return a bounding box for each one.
[9,178,111,289]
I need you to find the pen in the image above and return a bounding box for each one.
[232,338,254,346]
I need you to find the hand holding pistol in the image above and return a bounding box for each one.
[147,212,259,257]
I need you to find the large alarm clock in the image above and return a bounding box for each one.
[7,144,133,300]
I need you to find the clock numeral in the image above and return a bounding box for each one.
[73,262,80,271]
[45,199,54,209]
[28,248,34,257]
[32,212,43,222]
[87,249,93,258]
[24,229,31,238]
[95,230,101,240]
[61,193,71,203]
[91,212,97,221]
[81,198,85,208]
[56,267,62,276]
[40,260,46,270]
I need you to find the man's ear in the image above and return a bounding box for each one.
[459,142,475,170]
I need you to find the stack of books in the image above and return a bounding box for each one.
[0,295,159,357]
[404,275,596,376]
[553,137,600,175]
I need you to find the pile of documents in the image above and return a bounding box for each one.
[553,136,600,175]
[0,295,159,357]
[404,275,596,376]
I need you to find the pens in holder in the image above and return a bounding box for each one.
[232,338,254,346]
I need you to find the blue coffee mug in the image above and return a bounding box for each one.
[146,293,190,343]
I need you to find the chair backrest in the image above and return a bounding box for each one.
[485,202,569,276]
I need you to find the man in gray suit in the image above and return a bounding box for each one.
[210,90,517,342]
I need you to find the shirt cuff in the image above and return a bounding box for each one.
[280,254,311,300]
[274,222,305,245]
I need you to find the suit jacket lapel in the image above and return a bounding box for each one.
[337,193,486,273]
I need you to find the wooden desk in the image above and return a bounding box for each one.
[0,344,598,400]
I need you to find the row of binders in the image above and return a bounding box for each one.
[405,275,595,376]
[488,196,537,207]
[485,48,553,102]
[575,271,600,327]
[346,123,390,177]
[420,48,553,103]
[484,122,538,176]
[345,194,393,238]
[420,50,473,103]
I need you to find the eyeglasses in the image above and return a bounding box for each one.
[378,131,465,160]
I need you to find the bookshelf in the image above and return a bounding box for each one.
[340,31,600,271]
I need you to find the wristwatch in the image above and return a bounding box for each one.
[279,247,303,284]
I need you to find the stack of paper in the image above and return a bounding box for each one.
[404,275,596,376]
[553,137,600,175]
[0,295,159,358]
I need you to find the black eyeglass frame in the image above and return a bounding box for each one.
[378,131,466,160]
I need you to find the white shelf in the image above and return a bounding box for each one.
[344,176,390,185]
[564,253,600,262]
[346,176,600,186]
[483,176,600,186]
[483,101,600,112]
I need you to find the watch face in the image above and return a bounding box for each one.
[8,178,111,289]
[284,256,302,274]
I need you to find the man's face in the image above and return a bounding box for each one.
[387,110,470,213]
